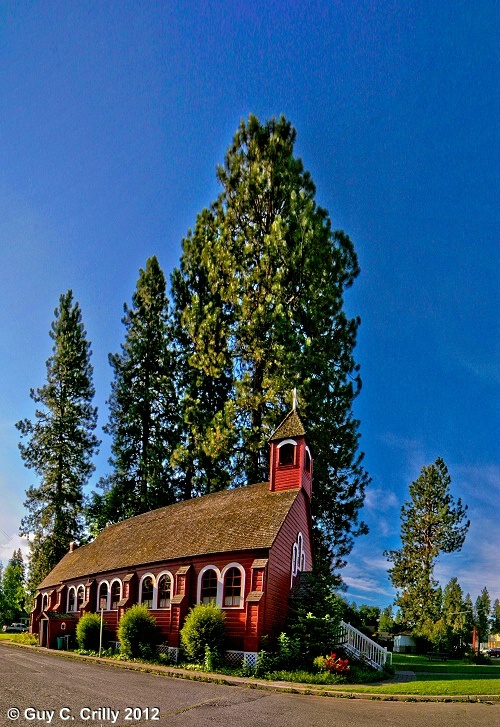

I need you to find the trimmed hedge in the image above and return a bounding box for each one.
[76,612,101,651]
[118,605,159,659]
[180,603,226,663]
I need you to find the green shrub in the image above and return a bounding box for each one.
[76,613,101,651]
[263,669,348,685]
[180,603,226,663]
[118,605,159,659]
[463,651,492,665]
[10,632,39,646]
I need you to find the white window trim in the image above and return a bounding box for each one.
[156,570,173,609]
[277,438,298,466]
[76,584,85,610]
[67,586,77,612]
[197,564,245,609]
[97,580,110,611]
[304,445,312,472]
[139,573,156,609]
[109,578,122,610]
[221,563,246,609]
[277,438,297,448]
[291,531,306,585]
[197,565,222,606]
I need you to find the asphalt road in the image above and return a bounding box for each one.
[0,644,498,727]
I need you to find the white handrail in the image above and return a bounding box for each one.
[335,620,392,671]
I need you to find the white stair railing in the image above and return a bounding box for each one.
[335,621,392,671]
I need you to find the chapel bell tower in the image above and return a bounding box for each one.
[268,407,312,499]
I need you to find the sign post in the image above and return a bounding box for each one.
[99,596,106,657]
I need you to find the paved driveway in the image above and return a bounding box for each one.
[0,644,497,727]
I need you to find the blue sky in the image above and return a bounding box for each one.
[0,1,498,608]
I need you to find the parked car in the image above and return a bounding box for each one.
[1,623,28,633]
[486,648,500,658]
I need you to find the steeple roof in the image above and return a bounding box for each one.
[269,408,306,442]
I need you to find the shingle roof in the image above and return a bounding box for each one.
[38,482,300,589]
[269,409,306,442]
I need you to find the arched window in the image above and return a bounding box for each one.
[291,532,306,585]
[110,581,121,610]
[42,594,49,611]
[157,574,171,608]
[278,442,295,466]
[201,569,218,604]
[305,447,311,473]
[98,582,108,610]
[67,588,76,612]
[223,567,242,607]
[76,586,85,610]
[141,576,154,608]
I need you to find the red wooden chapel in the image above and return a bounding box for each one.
[31,408,314,663]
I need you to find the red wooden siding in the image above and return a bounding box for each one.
[264,488,313,639]
[269,437,312,499]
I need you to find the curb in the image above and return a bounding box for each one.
[2,641,499,704]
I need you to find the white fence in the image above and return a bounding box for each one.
[335,621,392,671]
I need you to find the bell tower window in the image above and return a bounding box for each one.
[278,441,296,466]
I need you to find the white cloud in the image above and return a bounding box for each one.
[0,532,30,567]
[364,487,398,513]
[434,512,500,603]
[454,463,500,509]
[455,351,500,385]
[342,556,395,603]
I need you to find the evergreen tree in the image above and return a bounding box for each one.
[1,550,26,625]
[169,258,234,500]
[475,587,491,647]
[490,599,500,635]
[378,605,395,633]
[385,458,469,632]
[463,593,475,646]
[17,291,99,594]
[92,257,178,526]
[0,562,5,625]
[442,577,468,653]
[171,115,369,578]
[357,604,381,634]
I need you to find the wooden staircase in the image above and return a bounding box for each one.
[335,621,392,671]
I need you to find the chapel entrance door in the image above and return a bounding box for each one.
[39,618,48,647]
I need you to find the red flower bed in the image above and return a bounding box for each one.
[324,653,350,674]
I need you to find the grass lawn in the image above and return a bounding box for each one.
[338,675,500,696]
[0,634,13,641]
[392,653,500,676]
[321,653,500,696]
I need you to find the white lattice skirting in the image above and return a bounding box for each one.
[225,650,258,668]
[157,644,179,662]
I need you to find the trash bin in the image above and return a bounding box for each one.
[56,636,65,650]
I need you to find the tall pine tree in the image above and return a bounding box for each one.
[171,115,370,578]
[490,598,500,635]
[0,562,5,625]
[17,290,99,596]
[442,577,468,653]
[385,458,469,633]
[92,256,178,526]
[0,550,26,625]
[475,587,491,647]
